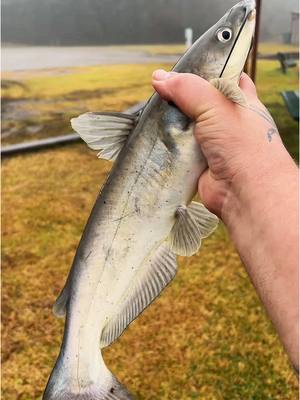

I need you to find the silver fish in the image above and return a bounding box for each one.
[43,1,256,399]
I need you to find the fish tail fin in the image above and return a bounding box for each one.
[43,356,134,400]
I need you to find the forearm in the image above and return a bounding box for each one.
[151,69,299,366]
[222,146,299,369]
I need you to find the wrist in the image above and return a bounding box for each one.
[221,145,298,230]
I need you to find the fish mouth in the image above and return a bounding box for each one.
[220,0,256,81]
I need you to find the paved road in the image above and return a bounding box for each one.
[2,46,179,71]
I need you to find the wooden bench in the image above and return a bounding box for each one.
[281,91,299,121]
[277,52,298,74]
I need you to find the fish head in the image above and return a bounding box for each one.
[174,0,256,83]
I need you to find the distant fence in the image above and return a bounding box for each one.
[258,51,299,61]
[1,102,146,157]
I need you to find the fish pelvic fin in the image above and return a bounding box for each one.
[210,78,248,107]
[168,201,219,257]
[43,357,134,400]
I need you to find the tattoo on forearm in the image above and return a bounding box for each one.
[248,104,279,142]
[267,128,278,142]
[248,104,276,127]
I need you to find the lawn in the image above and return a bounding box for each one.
[2,45,299,400]
[2,64,169,145]
[2,42,299,160]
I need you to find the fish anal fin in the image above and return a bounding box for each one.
[168,201,218,257]
[100,244,177,348]
[71,112,138,161]
[210,78,248,107]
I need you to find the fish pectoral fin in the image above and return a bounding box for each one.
[210,78,248,107]
[168,201,219,257]
[71,111,139,161]
[100,244,177,348]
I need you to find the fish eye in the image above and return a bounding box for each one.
[217,28,233,43]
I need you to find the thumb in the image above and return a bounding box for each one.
[239,72,258,100]
[152,69,231,120]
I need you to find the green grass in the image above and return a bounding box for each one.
[2,64,169,144]
[258,42,298,55]
[256,60,299,161]
[2,147,298,400]
[131,42,299,58]
[2,45,299,399]
[2,43,299,156]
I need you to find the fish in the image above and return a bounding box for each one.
[43,1,256,399]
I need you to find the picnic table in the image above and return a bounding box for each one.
[281,91,299,121]
[277,52,299,74]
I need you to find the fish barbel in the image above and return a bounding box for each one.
[43,1,256,399]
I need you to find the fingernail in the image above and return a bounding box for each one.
[152,69,174,81]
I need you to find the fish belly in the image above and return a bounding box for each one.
[59,121,207,386]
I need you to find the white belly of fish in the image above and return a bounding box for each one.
[59,130,211,390]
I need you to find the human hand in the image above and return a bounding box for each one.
[153,70,299,371]
[152,70,292,219]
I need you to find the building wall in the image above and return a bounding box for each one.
[2,0,299,46]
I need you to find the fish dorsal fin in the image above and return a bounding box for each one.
[210,78,248,107]
[168,201,218,257]
[100,244,177,348]
[71,112,138,161]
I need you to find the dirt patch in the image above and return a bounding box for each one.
[63,87,117,101]
[2,67,80,81]
[1,81,150,144]
[1,80,26,89]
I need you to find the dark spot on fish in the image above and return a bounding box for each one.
[85,250,92,261]
[110,387,115,394]
[134,197,141,214]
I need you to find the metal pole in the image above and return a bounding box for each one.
[250,0,262,82]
